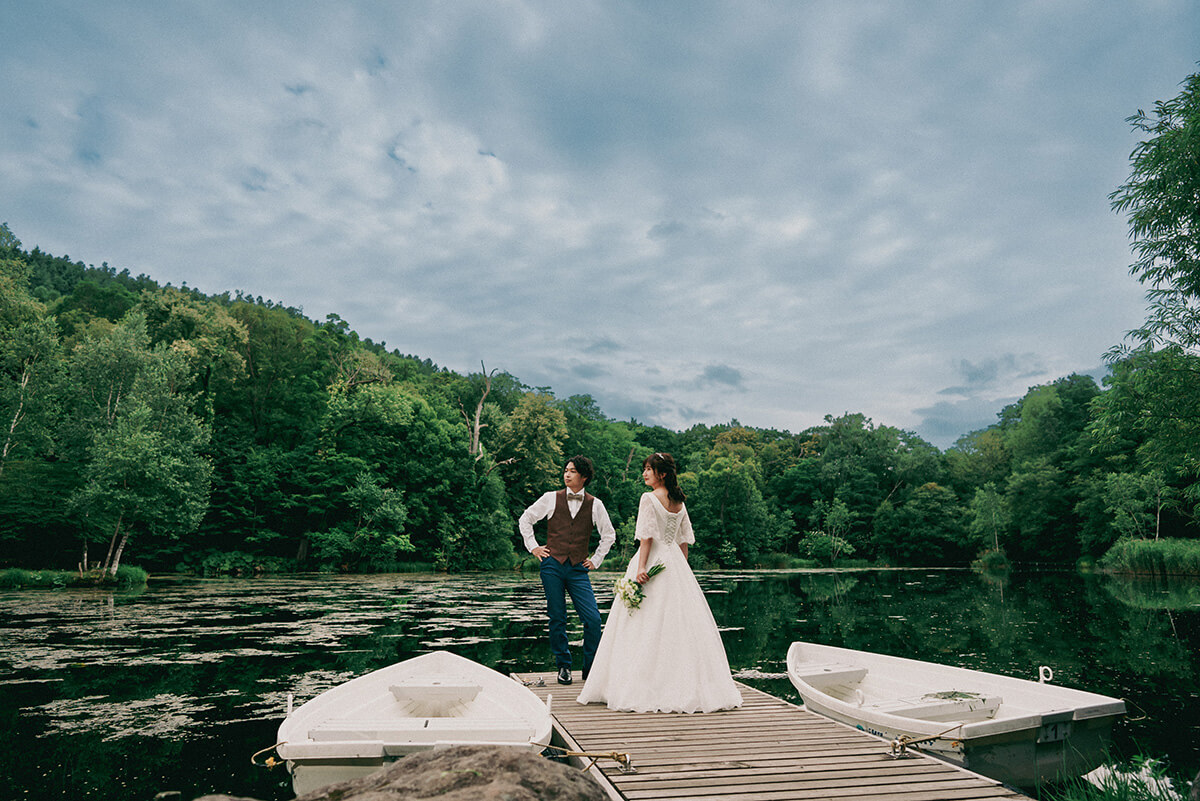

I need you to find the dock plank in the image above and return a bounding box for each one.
[516,671,1032,801]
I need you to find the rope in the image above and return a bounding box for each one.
[250,742,286,769]
[535,742,637,773]
[254,739,635,774]
[1122,697,1148,722]
[887,725,964,758]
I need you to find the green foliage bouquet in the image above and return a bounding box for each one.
[613,563,665,614]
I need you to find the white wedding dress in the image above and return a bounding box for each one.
[576,492,742,713]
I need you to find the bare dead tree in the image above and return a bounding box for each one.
[460,361,496,460]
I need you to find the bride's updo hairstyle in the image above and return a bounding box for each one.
[644,452,686,505]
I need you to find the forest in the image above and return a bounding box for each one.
[2,71,1199,577]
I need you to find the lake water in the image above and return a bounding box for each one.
[2,568,1198,800]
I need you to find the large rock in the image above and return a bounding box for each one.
[197,745,609,801]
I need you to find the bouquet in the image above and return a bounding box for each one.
[613,563,665,615]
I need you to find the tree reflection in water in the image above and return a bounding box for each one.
[0,569,1196,799]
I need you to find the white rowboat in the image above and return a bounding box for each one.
[276,651,553,795]
[787,641,1125,788]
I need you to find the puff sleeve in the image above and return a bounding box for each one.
[634,492,657,541]
[679,505,696,544]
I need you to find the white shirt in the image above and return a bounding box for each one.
[518,490,617,568]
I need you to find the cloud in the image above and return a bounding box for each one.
[939,354,1046,396]
[0,0,1189,451]
[695,364,746,390]
[582,337,623,355]
[569,362,608,380]
[648,221,687,240]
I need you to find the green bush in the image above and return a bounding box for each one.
[178,550,295,576]
[113,565,149,588]
[972,548,1010,572]
[757,552,821,569]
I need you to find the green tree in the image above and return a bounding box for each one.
[68,324,212,574]
[1091,349,1200,512]
[1110,69,1200,302]
[768,457,821,553]
[1095,68,1200,519]
[220,300,327,445]
[1104,470,1172,540]
[0,248,60,475]
[495,392,569,515]
[800,498,855,565]
[968,482,1011,552]
[1005,458,1076,562]
[138,288,249,420]
[686,457,785,566]
[872,482,968,565]
[557,394,642,525]
[946,428,1009,496]
[307,472,411,567]
[993,377,1099,561]
[807,413,944,557]
[434,465,515,572]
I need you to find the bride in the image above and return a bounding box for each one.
[576,452,742,713]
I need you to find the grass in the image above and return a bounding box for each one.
[1099,537,1200,576]
[1040,756,1190,801]
[0,565,149,590]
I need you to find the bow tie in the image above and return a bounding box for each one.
[566,493,584,502]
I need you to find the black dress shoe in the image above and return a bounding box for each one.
[557,667,572,685]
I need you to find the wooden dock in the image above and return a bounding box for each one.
[514,670,1033,801]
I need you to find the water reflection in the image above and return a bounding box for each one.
[1101,573,1200,611]
[1,569,1197,800]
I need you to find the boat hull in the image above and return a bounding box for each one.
[276,651,553,795]
[804,693,1119,788]
[787,641,1124,788]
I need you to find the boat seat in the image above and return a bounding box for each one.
[792,662,868,686]
[870,693,1002,722]
[309,717,532,743]
[389,679,482,716]
[389,680,482,704]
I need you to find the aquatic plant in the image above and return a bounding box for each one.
[1099,538,1200,576]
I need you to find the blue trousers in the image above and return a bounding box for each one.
[539,557,602,674]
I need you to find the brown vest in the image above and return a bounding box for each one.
[546,489,594,565]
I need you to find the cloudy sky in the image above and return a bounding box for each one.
[2,2,1196,447]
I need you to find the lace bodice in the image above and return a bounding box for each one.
[661,511,681,546]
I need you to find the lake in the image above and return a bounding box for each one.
[2,568,1198,800]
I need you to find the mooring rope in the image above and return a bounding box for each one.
[253,739,635,774]
[250,742,286,769]
[535,742,637,773]
[887,724,965,758]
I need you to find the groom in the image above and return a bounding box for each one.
[519,455,616,685]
